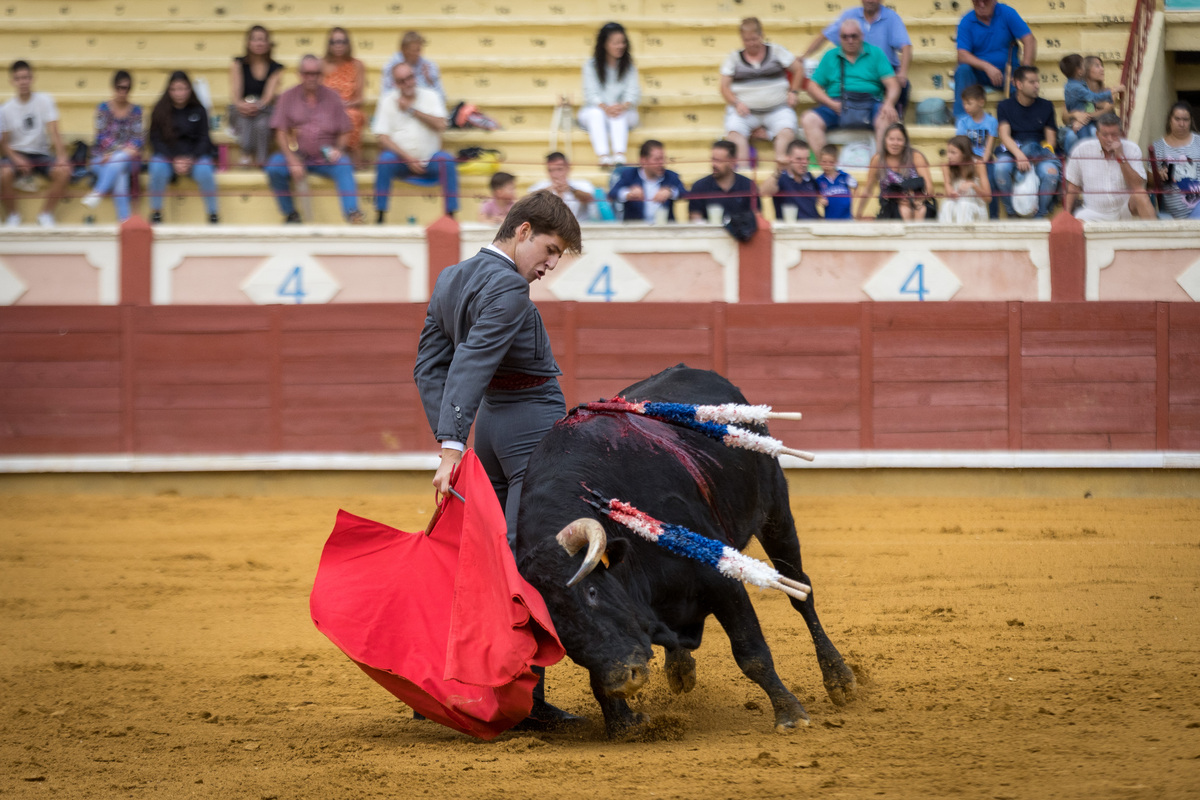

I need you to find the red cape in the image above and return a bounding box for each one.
[310,450,565,740]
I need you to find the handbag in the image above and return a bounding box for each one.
[837,55,876,129]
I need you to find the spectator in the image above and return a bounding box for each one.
[147,70,218,224]
[227,25,283,166]
[80,69,143,222]
[956,84,999,217]
[267,55,364,224]
[816,144,856,220]
[993,66,1060,219]
[579,22,640,168]
[322,27,366,168]
[801,0,914,116]
[761,139,819,221]
[800,19,900,158]
[953,0,1036,121]
[479,171,517,224]
[688,139,758,222]
[856,122,935,220]
[381,31,444,101]
[608,139,685,222]
[1061,55,1122,156]
[0,60,70,228]
[372,61,459,223]
[1152,101,1200,220]
[528,152,594,221]
[1064,113,1154,221]
[719,17,803,169]
[939,134,991,223]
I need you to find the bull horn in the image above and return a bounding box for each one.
[556,518,607,587]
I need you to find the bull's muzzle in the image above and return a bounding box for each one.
[556,518,607,586]
[602,660,650,699]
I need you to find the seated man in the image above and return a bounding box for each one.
[761,139,820,221]
[993,66,1060,219]
[608,139,685,222]
[688,139,758,222]
[1064,112,1155,221]
[800,20,900,157]
[373,61,459,223]
[801,0,914,117]
[954,0,1036,121]
[719,17,803,169]
[527,152,594,221]
[0,60,70,228]
[266,55,364,224]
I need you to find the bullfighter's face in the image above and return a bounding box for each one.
[511,223,566,283]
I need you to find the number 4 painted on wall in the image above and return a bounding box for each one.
[900,262,928,301]
[278,265,307,304]
[587,263,616,302]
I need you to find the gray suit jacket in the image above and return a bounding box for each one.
[414,248,560,444]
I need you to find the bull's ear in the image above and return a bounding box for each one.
[604,538,631,568]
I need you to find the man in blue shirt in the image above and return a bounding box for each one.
[801,0,913,115]
[954,0,1037,120]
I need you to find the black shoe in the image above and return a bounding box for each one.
[150,211,162,224]
[208,213,219,224]
[376,210,386,225]
[285,211,302,224]
[510,698,587,732]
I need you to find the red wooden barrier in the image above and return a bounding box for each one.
[2,302,1197,456]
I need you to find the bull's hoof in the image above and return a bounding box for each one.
[823,662,859,707]
[604,711,648,739]
[771,697,810,733]
[774,716,811,734]
[664,649,696,694]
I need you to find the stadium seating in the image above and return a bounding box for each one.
[0,0,1143,223]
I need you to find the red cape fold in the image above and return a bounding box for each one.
[310,449,565,740]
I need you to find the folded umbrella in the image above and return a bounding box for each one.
[310,449,564,740]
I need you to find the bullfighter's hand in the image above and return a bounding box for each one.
[433,447,462,497]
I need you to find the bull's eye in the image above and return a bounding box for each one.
[585,584,599,607]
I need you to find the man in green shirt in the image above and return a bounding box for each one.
[800,18,900,155]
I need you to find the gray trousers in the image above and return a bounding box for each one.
[473,379,565,548]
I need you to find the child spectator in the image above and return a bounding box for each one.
[815,144,856,220]
[479,171,516,223]
[1061,55,1121,157]
[760,139,819,221]
[939,134,991,223]
[955,84,999,217]
[80,69,143,222]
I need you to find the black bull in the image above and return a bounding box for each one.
[515,365,857,736]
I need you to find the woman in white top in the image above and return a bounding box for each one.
[1152,101,1200,220]
[579,22,640,167]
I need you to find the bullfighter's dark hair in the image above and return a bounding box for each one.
[495,190,583,254]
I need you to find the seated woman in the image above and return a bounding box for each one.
[578,22,640,167]
[381,31,444,100]
[856,122,935,220]
[322,27,366,168]
[938,134,991,223]
[147,71,218,224]
[1152,101,1200,220]
[80,69,143,221]
[227,25,283,166]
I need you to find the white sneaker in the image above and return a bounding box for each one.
[80,191,102,210]
[37,212,55,228]
[4,212,19,227]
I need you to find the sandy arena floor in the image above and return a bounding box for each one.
[2,484,1199,799]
